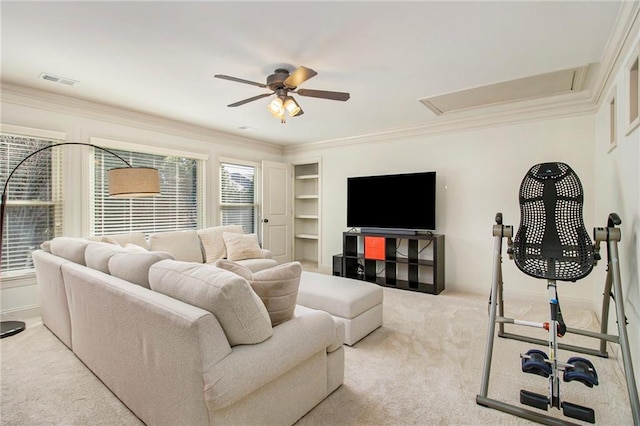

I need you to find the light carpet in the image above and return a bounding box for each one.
[1,288,635,425]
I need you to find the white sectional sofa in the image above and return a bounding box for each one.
[31,227,345,425]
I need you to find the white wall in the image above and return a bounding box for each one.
[0,90,285,316]
[288,115,598,303]
[593,29,640,393]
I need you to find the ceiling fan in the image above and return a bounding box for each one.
[215,66,350,122]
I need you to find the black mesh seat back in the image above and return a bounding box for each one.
[513,162,594,281]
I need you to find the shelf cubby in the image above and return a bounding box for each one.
[340,231,445,295]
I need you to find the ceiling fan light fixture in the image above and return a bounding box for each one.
[217,65,349,122]
[267,97,284,115]
[284,96,302,117]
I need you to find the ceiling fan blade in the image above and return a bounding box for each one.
[227,92,273,107]
[215,74,266,88]
[284,66,317,89]
[296,89,350,101]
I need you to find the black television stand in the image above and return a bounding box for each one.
[335,231,445,294]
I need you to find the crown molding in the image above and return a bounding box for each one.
[0,83,284,156]
[591,1,640,106]
[284,93,597,155]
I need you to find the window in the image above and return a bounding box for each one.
[609,89,617,152]
[627,42,639,134]
[219,161,257,234]
[0,133,63,275]
[91,144,204,236]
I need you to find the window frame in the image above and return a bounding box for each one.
[608,86,618,152]
[218,157,260,235]
[625,41,640,135]
[0,124,66,282]
[86,137,208,237]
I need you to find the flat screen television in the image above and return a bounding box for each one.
[347,171,436,233]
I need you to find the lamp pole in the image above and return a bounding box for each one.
[0,142,160,338]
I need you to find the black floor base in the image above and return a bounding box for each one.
[562,401,595,424]
[1,320,26,338]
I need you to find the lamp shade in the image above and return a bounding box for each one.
[267,97,284,116]
[284,97,302,117]
[108,167,161,197]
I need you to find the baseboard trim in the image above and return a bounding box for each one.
[444,282,594,310]
[1,305,41,321]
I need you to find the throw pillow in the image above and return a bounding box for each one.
[148,260,272,346]
[148,230,204,263]
[216,260,301,326]
[223,232,265,261]
[198,225,244,263]
[101,235,119,245]
[101,232,148,249]
[124,243,148,253]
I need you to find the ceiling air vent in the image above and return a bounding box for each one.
[39,73,79,86]
[419,65,588,115]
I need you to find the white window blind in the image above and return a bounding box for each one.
[92,147,202,235]
[220,162,257,234]
[1,135,63,274]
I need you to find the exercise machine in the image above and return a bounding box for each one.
[476,162,639,425]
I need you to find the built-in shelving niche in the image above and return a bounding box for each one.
[293,160,321,270]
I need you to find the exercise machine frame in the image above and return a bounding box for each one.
[476,212,639,425]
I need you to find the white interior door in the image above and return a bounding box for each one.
[261,161,291,263]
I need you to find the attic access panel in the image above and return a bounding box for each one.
[419,66,588,115]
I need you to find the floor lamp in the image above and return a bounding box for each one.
[0,142,160,338]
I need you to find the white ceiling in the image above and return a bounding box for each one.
[0,1,625,146]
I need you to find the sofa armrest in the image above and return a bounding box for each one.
[203,309,335,410]
[261,248,272,259]
[295,305,344,352]
[232,257,278,272]
[32,250,73,349]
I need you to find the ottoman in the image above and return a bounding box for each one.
[297,271,383,345]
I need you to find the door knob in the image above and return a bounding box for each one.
[263,218,269,223]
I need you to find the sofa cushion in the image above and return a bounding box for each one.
[85,242,131,273]
[108,251,175,288]
[216,260,301,326]
[49,237,92,265]
[148,230,203,263]
[223,232,265,261]
[198,225,244,263]
[40,240,52,253]
[148,260,272,346]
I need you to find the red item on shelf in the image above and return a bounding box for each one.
[364,236,385,260]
